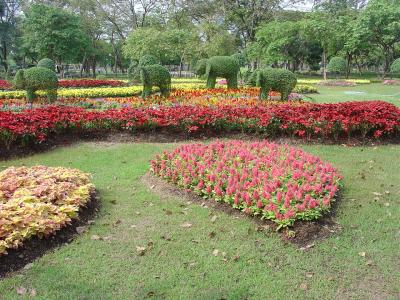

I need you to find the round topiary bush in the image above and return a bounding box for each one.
[0,165,95,255]
[37,58,56,72]
[14,67,58,104]
[256,68,297,100]
[390,58,400,74]
[327,56,347,75]
[151,140,342,229]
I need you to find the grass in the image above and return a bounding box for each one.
[306,83,400,106]
[0,141,399,299]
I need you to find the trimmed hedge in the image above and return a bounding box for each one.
[327,57,347,74]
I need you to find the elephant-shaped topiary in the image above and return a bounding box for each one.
[256,68,297,101]
[128,54,159,82]
[14,67,58,105]
[195,56,239,89]
[140,64,171,98]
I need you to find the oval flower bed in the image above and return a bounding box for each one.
[151,141,342,229]
[0,166,94,255]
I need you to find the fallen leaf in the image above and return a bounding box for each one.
[299,243,315,251]
[150,185,155,189]
[136,246,147,256]
[305,272,313,278]
[208,231,216,238]
[358,251,366,257]
[91,235,101,240]
[232,255,240,262]
[365,259,373,266]
[16,287,27,295]
[164,209,173,215]
[180,222,192,228]
[299,283,308,290]
[30,289,37,297]
[24,263,34,270]
[372,192,382,196]
[76,226,87,234]
[212,249,219,256]
[210,215,217,223]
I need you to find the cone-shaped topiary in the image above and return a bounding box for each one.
[195,56,239,89]
[256,68,297,101]
[14,67,58,105]
[390,58,400,74]
[140,64,171,98]
[37,58,56,72]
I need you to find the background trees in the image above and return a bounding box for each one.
[1,0,399,78]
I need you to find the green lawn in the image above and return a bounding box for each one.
[0,141,399,299]
[307,83,400,106]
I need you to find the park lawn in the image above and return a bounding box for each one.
[308,83,400,106]
[0,141,399,299]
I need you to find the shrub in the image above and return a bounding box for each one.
[13,67,58,104]
[37,58,56,72]
[140,64,171,98]
[294,84,318,94]
[151,140,342,228]
[243,70,257,86]
[196,56,239,89]
[327,57,347,74]
[129,55,160,81]
[0,166,94,255]
[390,58,400,74]
[257,68,297,100]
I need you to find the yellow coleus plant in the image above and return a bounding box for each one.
[0,166,95,255]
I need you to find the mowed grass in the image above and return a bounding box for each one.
[307,83,400,106]
[0,141,399,299]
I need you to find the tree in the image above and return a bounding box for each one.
[255,20,309,71]
[0,0,20,73]
[21,4,90,76]
[327,56,347,76]
[354,0,400,76]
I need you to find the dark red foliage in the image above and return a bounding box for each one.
[0,80,12,90]
[0,101,399,148]
[58,79,125,88]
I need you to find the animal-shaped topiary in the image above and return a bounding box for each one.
[195,56,239,89]
[256,68,297,101]
[128,54,159,82]
[140,64,171,98]
[14,67,58,105]
[37,58,56,72]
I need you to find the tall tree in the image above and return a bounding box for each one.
[353,0,400,76]
[0,0,20,73]
[21,4,90,75]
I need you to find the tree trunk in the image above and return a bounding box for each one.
[179,57,183,77]
[322,49,327,80]
[346,54,352,79]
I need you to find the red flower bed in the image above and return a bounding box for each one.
[151,141,342,228]
[58,79,125,88]
[0,101,399,148]
[0,80,12,90]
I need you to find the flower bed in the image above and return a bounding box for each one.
[0,166,94,255]
[317,80,356,87]
[383,79,400,85]
[151,141,342,228]
[59,79,126,88]
[0,80,12,90]
[0,101,398,149]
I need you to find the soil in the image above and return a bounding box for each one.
[0,192,101,279]
[1,130,398,161]
[141,173,342,248]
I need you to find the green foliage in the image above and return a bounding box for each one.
[129,54,159,81]
[327,56,347,74]
[390,58,400,74]
[21,4,90,64]
[230,53,246,67]
[140,64,171,98]
[37,58,56,72]
[243,70,257,86]
[257,68,297,100]
[96,75,107,80]
[196,56,239,89]
[14,67,58,104]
